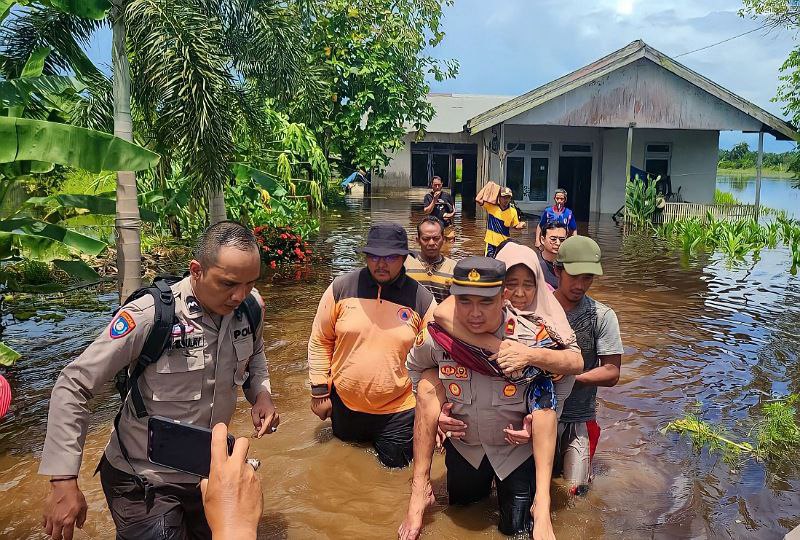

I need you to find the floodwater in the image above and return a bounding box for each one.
[717,174,800,218]
[1,192,800,539]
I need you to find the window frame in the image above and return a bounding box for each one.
[644,142,672,177]
[504,141,551,202]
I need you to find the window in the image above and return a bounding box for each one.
[530,158,549,201]
[561,144,591,153]
[503,141,551,201]
[645,143,671,179]
[506,156,525,198]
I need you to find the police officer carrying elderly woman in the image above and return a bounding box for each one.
[38,215,617,540]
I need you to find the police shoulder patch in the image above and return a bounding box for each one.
[110,311,136,339]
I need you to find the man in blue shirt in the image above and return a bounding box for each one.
[535,189,577,248]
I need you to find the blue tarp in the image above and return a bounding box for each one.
[341,172,361,187]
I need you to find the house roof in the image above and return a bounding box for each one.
[464,40,798,141]
[421,93,512,133]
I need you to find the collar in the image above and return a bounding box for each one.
[415,253,445,268]
[176,277,205,319]
[363,266,408,290]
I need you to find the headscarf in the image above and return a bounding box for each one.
[495,242,577,350]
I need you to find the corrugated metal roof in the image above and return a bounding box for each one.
[420,93,512,133]
[464,40,798,141]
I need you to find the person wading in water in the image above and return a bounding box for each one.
[307,223,435,468]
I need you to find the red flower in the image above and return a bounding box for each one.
[277,249,283,255]
[270,261,277,269]
[264,246,270,251]
[305,249,312,254]
[280,233,288,240]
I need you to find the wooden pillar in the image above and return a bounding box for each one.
[498,122,506,183]
[625,122,635,182]
[755,131,764,220]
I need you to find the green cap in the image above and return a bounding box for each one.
[557,236,603,276]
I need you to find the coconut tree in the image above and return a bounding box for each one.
[2,0,311,297]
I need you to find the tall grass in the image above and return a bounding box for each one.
[663,394,800,466]
[654,214,800,272]
[714,189,741,205]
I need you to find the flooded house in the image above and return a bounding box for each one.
[379,40,797,219]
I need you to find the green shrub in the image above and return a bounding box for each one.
[12,259,53,285]
[714,189,740,205]
[625,174,659,227]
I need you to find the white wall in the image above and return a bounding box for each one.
[599,128,719,214]
[482,125,718,215]
[492,125,603,215]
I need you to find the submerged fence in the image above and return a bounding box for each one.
[654,202,758,223]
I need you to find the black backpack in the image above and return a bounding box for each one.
[113,275,262,419]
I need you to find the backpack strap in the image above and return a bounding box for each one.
[236,293,262,390]
[127,279,176,418]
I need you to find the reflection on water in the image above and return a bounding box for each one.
[1,194,799,539]
[717,174,800,218]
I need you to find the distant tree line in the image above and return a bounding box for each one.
[718,142,799,171]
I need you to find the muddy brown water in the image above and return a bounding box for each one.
[1,194,799,539]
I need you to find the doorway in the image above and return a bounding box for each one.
[557,156,592,221]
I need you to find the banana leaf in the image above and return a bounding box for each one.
[52,258,100,281]
[0,218,106,256]
[0,75,86,110]
[21,46,50,78]
[0,341,20,366]
[232,163,288,198]
[0,117,160,172]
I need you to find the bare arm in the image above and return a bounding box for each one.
[423,193,438,214]
[494,340,583,376]
[575,354,621,387]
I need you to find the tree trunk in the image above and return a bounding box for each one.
[112,0,142,300]
[208,188,227,224]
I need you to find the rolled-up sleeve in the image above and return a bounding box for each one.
[308,285,337,397]
[244,291,271,403]
[38,300,153,477]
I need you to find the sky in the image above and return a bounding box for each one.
[84,0,798,153]
[424,0,799,152]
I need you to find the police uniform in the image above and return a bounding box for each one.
[39,276,271,539]
[406,256,539,535]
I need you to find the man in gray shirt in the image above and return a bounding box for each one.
[552,236,623,495]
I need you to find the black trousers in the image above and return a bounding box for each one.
[99,455,211,540]
[444,439,534,536]
[330,386,414,468]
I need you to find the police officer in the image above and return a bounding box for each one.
[400,257,540,538]
[40,221,279,540]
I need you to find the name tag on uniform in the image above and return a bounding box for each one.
[170,323,204,350]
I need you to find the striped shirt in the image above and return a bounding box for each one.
[404,254,457,303]
[483,202,520,248]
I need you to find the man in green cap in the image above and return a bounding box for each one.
[552,236,623,496]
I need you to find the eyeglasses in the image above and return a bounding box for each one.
[367,254,403,263]
[548,236,567,243]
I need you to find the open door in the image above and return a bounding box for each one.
[457,153,477,218]
[557,156,592,221]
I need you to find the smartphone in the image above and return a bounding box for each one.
[147,416,235,478]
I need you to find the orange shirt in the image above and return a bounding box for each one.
[308,268,435,414]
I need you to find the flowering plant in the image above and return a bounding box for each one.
[252,225,313,269]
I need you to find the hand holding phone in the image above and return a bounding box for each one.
[148,416,235,477]
[200,424,263,540]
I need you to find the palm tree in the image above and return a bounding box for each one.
[111,0,141,298]
[2,0,310,296]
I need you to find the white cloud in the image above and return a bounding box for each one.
[428,0,797,149]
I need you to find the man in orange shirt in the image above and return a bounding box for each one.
[308,223,436,467]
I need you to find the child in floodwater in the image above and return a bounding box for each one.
[433,243,579,540]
